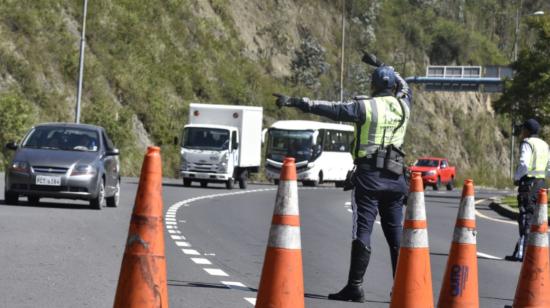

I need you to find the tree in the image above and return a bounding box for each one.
[495,16,550,125]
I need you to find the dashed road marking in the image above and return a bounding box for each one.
[175,241,191,247]
[477,252,502,260]
[221,281,251,291]
[181,249,200,255]
[203,268,229,277]
[191,258,212,265]
[244,298,256,305]
[171,235,186,240]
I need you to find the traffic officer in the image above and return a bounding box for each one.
[274,53,412,303]
[506,118,549,262]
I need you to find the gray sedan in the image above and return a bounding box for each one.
[4,123,120,209]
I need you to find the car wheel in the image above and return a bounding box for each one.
[200,181,208,188]
[225,179,234,190]
[90,179,106,210]
[446,177,454,191]
[183,178,191,187]
[4,190,18,204]
[273,179,280,186]
[433,177,441,191]
[106,179,120,208]
[28,196,40,205]
[302,180,318,187]
[238,171,248,189]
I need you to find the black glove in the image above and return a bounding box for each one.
[273,93,302,108]
[361,51,384,68]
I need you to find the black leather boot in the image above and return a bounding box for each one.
[328,240,371,302]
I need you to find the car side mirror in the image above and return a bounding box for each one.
[106,148,120,156]
[5,142,18,150]
[232,142,239,150]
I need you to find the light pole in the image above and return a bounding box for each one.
[75,0,89,124]
[509,4,544,178]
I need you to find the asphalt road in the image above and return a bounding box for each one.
[0,176,524,307]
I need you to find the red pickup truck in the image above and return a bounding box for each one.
[408,157,456,191]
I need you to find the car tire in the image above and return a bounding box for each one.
[200,181,208,188]
[433,177,441,191]
[302,180,318,187]
[183,178,191,187]
[4,190,18,204]
[226,179,234,190]
[273,179,279,186]
[28,196,40,205]
[90,179,106,210]
[106,179,120,208]
[446,177,454,191]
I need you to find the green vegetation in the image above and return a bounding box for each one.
[501,195,518,208]
[0,0,547,184]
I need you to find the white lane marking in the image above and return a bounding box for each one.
[203,268,229,276]
[244,298,256,305]
[168,230,177,234]
[166,225,175,229]
[166,221,177,225]
[345,201,351,206]
[182,249,200,255]
[175,241,191,247]
[191,258,212,265]
[171,235,186,240]
[347,209,352,213]
[477,252,502,260]
[221,281,250,291]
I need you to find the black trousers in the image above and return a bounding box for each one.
[351,180,404,276]
[513,178,546,259]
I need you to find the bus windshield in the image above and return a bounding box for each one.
[183,127,230,151]
[267,129,315,162]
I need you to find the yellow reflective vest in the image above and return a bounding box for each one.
[524,137,550,179]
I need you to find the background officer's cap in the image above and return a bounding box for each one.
[523,118,540,135]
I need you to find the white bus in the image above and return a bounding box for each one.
[264,120,355,186]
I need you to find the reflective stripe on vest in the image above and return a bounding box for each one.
[525,137,549,179]
[353,96,410,159]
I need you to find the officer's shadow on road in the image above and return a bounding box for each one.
[0,198,92,210]
[167,280,390,303]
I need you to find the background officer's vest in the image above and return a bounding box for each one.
[524,137,549,179]
[353,96,410,159]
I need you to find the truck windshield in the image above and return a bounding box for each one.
[415,159,439,167]
[267,129,315,162]
[183,127,230,150]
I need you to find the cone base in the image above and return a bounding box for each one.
[437,244,479,308]
[256,248,304,308]
[513,246,550,307]
[390,248,434,308]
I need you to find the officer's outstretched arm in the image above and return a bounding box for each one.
[274,93,362,123]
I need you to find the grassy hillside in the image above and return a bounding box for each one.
[0,0,547,186]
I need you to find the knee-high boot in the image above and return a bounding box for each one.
[328,239,371,302]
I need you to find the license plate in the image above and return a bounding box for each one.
[36,175,61,186]
[196,173,209,179]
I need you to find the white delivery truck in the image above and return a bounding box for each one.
[180,103,263,189]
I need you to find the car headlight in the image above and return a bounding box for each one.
[10,161,29,173]
[71,164,97,176]
[426,170,437,176]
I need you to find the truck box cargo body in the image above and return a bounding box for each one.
[180,103,263,189]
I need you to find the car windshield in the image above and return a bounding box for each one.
[267,129,314,162]
[22,126,99,152]
[415,159,439,167]
[183,127,229,150]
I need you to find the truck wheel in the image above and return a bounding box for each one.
[226,179,234,190]
[200,181,208,188]
[273,179,279,186]
[238,172,248,189]
[4,190,18,204]
[183,178,191,187]
[433,177,441,191]
[446,177,454,191]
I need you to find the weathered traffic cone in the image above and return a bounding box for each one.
[512,189,550,308]
[437,179,479,308]
[113,146,168,308]
[390,172,434,308]
[256,157,304,308]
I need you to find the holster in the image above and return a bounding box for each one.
[375,145,405,175]
[343,167,356,191]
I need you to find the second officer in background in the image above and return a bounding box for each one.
[274,53,412,303]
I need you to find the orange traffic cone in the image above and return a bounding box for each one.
[113,146,169,308]
[512,188,550,308]
[390,172,434,308]
[256,157,304,308]
[437,179,479,308]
